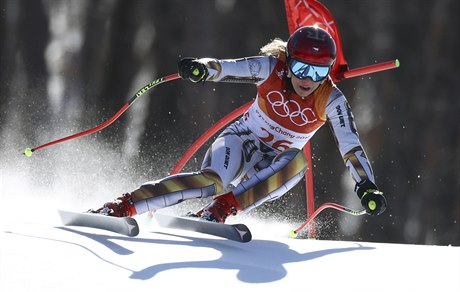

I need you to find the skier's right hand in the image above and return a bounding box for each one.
[178,58,208,83]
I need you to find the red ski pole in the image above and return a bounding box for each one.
[340,59,400,80]
[290,202,366,238]
[23,73,180,157]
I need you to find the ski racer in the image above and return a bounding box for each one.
[90,26,387,223]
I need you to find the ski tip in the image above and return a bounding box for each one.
[234,224,252,243]
[125,218,140,237]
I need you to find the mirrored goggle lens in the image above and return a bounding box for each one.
[289,59,330,82]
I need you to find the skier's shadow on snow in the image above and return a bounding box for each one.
[135,231,374,283]
[57,227,375,283]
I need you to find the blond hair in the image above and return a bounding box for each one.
[259,38,287,56]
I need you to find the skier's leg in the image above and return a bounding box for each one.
[199,148,308,222]
[234,148,308,212]
[90,170,224,217]
[132,170,225,213]
[136,119,263,213]
[92,121,252,217]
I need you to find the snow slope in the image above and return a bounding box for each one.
[1,151,458,291]
[1,210,459,292]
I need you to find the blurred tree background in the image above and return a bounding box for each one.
[0,0,458,245]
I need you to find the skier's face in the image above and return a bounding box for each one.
[290,73,323,97]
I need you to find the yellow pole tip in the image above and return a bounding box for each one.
[24,148,33,157]
[289,230,298,238]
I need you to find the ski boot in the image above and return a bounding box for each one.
[88,193,137,217]
[196,192,241,223]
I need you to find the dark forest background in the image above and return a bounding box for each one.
[0,0,458,245]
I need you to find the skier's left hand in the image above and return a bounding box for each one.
[178,58,208,83]
[356,180,387,216]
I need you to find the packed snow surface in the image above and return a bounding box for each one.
[1,208,459,292]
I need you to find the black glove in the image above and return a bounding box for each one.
[356,179,387,216]
[178,58,208,83]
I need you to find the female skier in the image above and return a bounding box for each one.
[90,26,387,222]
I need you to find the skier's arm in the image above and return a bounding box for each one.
[178,56,276,85]
[326,89,387,215]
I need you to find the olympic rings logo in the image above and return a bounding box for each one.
[266,91,317,126]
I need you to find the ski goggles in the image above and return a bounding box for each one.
[289,59,330,82]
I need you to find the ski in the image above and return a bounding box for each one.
[154,213,252,243]
[58,210,140,237]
